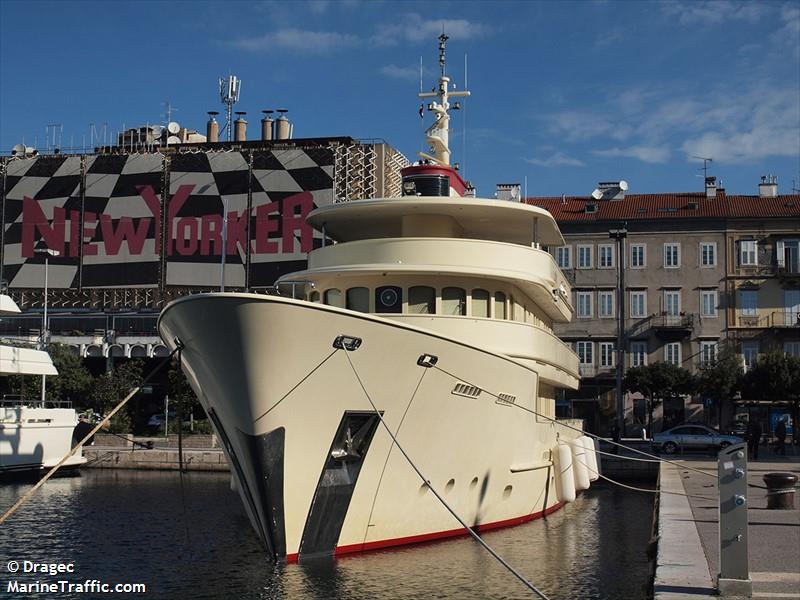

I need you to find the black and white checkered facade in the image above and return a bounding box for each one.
[1,145,341,292]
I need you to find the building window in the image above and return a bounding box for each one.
[784,341,800,357]
[700,242,717,267]
[556,246,572,269]
[600,342,615,368]
[598,291,615,318]
[630,341,647,367]
[740,289,758,316]
[442,287,466,316]
[739,240,758,266]
[598,244,615,269]
[630,291,647,318]
[664,342,681,366]
[576,341,594,365]
[664,290,681,317]
[494,291,507,319]
[324,288,343,308]
[700,290,718,317]
[346,287,370,312]
[408,286,435,314]
[777,240,799,273]
[784,289,800,326]
[700,341,717,365]
[576,291,593,318]
[664,243,680,268]
[471,289,490,318]
[631,244,646,269]
[742,341,759,372]
[577,245,593,269]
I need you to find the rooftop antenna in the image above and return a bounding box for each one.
[219,75,242,142]
[693,155,713,181]
[418,33,470,167]
[45,123,62,153]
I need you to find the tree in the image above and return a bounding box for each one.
[742,352,800,441]
[89,360,145,433]
[695,346,742,429]
[624,361,695,436]
[167,359,199,431]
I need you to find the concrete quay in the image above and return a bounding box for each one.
[83,445,229,472]
[655,454,800,599]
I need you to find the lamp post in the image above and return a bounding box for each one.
[609,227,627,436]
[37,248,59,406]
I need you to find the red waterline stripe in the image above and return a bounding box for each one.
[285,501,565,563]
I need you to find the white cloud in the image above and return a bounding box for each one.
[592,145,671,164]
[372,14,493,47]
[380,64,424,81]
[525,152,585,167]
[231,29,359,53]
[661,1,769,26]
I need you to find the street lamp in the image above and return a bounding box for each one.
[36,248,59,406]
[609,227,627,436]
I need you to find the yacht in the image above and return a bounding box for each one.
[0,295,86,477]
[159,35,585,562]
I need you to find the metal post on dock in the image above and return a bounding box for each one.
[717,442,752,597]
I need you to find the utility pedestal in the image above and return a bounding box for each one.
[717,443,752,597]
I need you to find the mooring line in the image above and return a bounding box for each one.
[341,344,551,600]
[0,345,181,526]
[430,363,716,480]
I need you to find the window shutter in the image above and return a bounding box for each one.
[776,240,785,268]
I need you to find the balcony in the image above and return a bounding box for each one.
[578,364,615,378]
[651,313,694,339]
[777,267,800,285]
[737,314,769,328]
[770,311,800,328]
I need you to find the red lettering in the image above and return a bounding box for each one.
[137,185,162,244]
[282,192,314,253]
[255,202,280,253]
[82,212,97,256]
[69,210,81,258]
[99,215,150,256]
[226,210,248,256]
[175,218,198,255]
[21,198,66,257]
[167,185,195,255]
[200,215,223,256]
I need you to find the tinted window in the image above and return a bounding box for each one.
[324,289,343,308]
[472,289,489,318]
[495,292,507,319]
[309,291,321,303]
[408,286,435,314]
[375,286,402,313]
[346,287,369,312]
[442,287,466,316]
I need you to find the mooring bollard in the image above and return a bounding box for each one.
[763,472,798,510]
[717,443,752,597]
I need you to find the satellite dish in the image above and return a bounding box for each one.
[11,143,25,155]
[167,121,180,134]
[591,189,603,200]
[619,180,629,191]
[166,135,181,145]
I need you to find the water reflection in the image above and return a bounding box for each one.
[0,471,652,599]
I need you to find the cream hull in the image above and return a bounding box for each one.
[159,293,580,561]
[0,407,86,475]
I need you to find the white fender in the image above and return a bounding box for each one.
[580,435,599,482]
[553,443,576,503]
[570,438,590,491]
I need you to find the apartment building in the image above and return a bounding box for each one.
[527,178,800,433]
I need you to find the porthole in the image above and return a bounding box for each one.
[419,482,429,495]
[469,477,479,490]
[445,478,455,492]
[503,485,513,499]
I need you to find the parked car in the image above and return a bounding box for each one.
[653,424,744,455]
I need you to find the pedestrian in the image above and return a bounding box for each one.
[747,418,762,460]
[774,418,787,456]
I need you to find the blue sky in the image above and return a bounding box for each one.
[1,0,798,197]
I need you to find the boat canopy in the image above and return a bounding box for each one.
[308,197,565,247]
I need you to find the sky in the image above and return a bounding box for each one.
[1,0,798,198]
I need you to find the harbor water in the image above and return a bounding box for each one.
[0,471,654,599]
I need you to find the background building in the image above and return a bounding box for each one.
[527,177,800,434]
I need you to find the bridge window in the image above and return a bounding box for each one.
[408,286,435,314]
[309,291,321,303]
[324,288,343,308]
[346,287,369,313]
[471,289,489,318]
[495,292,507,319]
[442,287,466,316]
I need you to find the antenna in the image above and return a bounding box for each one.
[438,32,448,77]
[692,155,713,180]
[462,52,467,177]
[219,75,242,142]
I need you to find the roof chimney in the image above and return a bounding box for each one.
[758,174,778,198]
[496,183,521,202]
[705,176,717,198]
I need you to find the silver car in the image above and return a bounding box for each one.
[653,424,744,455]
